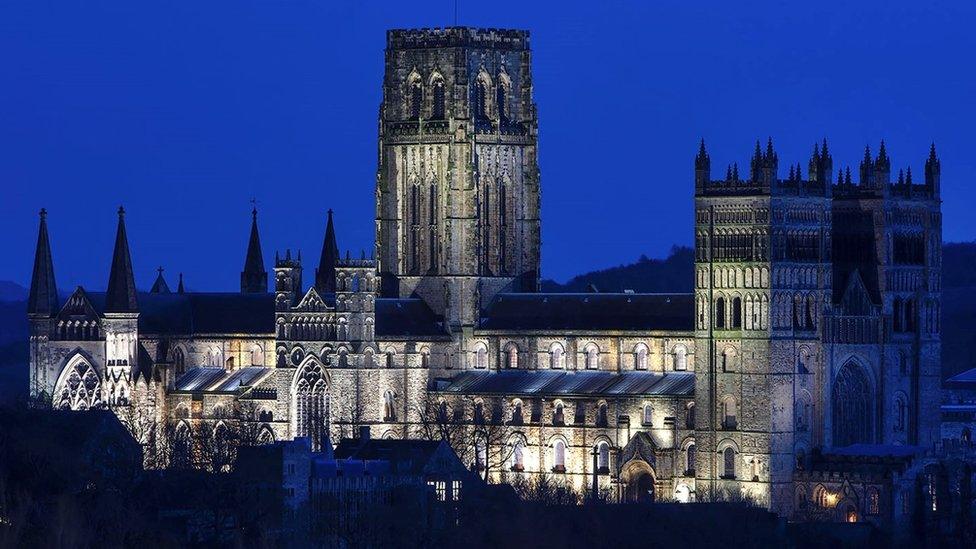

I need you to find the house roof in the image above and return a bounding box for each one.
[480,293,694,332]
[333,438,446,475]
[438,370,695,397]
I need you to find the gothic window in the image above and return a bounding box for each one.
[674,345,687,371]
[437,400,449,423]
[496,79,509,122]
[173,347,186,380]
[430,75,446,120]
[553,401,565,426]
[686,402,696,429]
[596,441,610,473]
[731,297,742,329]
[408,77,422,120]
[550,343,564,369]
[421,348,431,368]
[510,438,525,472]
[294,360,329,451]
[715,297,726,329]
[832,360,873,447]
[642,404,653,426]
[383,390,396,421]
[585,344,599,370]
[721,395,737,430]
[474,400,485,424]
[894,395,907,432]
[552,440,566,473]
[805,295,816,330]
[635,344,649,371]
[257,426,275,445]
[506,343,519,369]
[597,402,609,427]
[54,357,102,410]
[686,444,696,474]
[722,447,736,479]
[171,421,194,470]
[474,77,489,121]
[386,351,394,368]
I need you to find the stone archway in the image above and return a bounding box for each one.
[620,460,656,503]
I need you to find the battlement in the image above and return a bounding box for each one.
[386,27,529,51]
[695,139,940,201]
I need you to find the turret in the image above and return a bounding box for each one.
[103,206,138,406]
[925,143,941,197]
[874,140,890,185]
[858,146,875,188]
[28,209,58,317]
[762,138,778,187]
[808,139,833,184]
[274,249,302,311]
[315,209,340,295]
[241,207,268,294]
[106,206,138,313]
[695,139,710,192]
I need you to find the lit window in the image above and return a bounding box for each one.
[452,480,462,501]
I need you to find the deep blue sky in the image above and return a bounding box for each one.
[2,1,974,291]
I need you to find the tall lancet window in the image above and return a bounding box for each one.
[431,77,445,120]
[475,79,489,121]
[499,181,507,273]
[409,79,422,120]
[429,183,438,272]
[496,82,508,122]
[294,360,329,451]
[482,186,491,274]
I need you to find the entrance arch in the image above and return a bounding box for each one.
[620,460,656,503]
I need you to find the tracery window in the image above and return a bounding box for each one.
[832,360,873,447]
[408,78,422,119]
[54,358,102,410]
[431,75,446,120]
[294,360,329,451]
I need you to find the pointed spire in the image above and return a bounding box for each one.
[859,145,874,185]
[732,162,739,182]
[925,142,940,193]
[695,139,710,190]
[241,206,268,293]
[897,169,905,185]
[788,165,795,180]
[726,165,733,180]
[821,138,830,159]
[845,167,852,185]
[906,166,913,185]
[150,266,171,294]
[315,209,340,294]
[177,272,185,294]
[28,208,58,316]
[106,206,138,313]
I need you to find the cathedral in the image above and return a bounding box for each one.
[27,27,944,531]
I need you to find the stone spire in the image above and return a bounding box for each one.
[150,266,171,294]
[177,272,185,294]
[925,143,940,196]
[695,139,710,190]
[241,206,268,294]
[105,206,138,313]
[27,208,58,316]
[315,209,340,294]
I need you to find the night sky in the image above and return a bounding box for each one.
[2,1,974,291]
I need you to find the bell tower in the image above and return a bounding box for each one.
[375,27,541,329]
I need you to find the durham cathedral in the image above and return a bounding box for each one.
[26,28,945,533]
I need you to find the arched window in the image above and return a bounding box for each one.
[674,345,687,371]
[420,348,431,368]
[686,444,696,474]
[553,401,565,426]
[552,440,566,473]
[383,390,396,421]
[894,395,907,432]
[722,447,736,479]
[634,343,648,371]
[294,360,329,451]
[510,438,524,472]
[363,349,375,368]
[54,357,103,410]
[511,400,524,425]
[806,294,816,330]
[173,347,186,379]
[408,77,422,119]
[506,343,519,369]
[430,75,445,120]
[550,343,564,369]
[474,344,488,369]
[585,344,600,370]
[597,402,609,427]
[474,77,489,121]
[250,344,264,367]
[715,297,726,329]
[474,400,486,424]
[814,485,829,508]
[596,441,610,473]
[642,404,653,426]
[496,80,509,122]
[686,402,696,429]
[386,351,394,368]
[731,297,742,329]
[437,400,449,423]
[721,396,737,430]
[832,360,873,447]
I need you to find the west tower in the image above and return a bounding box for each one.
[375,28,541,329]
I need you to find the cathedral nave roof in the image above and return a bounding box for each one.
[438,370,695,397]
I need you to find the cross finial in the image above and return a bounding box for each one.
[157,266,164,275]
[250,197,258,217]
[39,208,47,219]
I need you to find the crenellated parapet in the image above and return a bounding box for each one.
[386,27,529,51]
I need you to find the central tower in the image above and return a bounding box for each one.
[376,28,541,329]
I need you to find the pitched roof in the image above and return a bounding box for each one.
[439,370,695,397]
[240,208,268,293]
[480,293,694,331]
[150,268,171,294]
[375,298,448,337]
[105,207,138,313]
[80,291,276,335]
[173,366,273,393]
[28,209,58,316]
[333,438,446,475]
[315,209,340,294]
